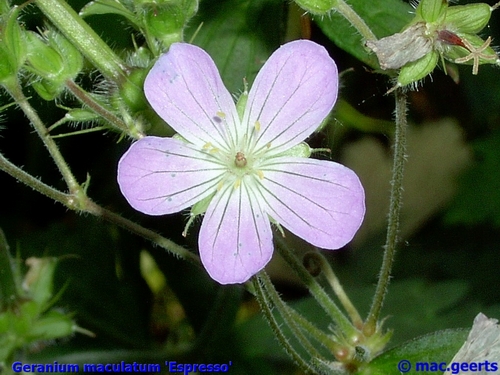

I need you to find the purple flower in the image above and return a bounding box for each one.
[117,40,365,284]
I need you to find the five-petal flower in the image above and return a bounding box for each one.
[117,40,365,284]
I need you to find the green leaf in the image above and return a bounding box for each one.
[314,0,413,69]
[186,0,284,93]
[357,329,468,375]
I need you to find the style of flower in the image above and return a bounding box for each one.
[117,40,365,284]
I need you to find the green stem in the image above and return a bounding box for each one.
[84,200,200,265]
[252,276,314,374]
[259,271,327,361]
[0,228,18,310]
[275,237,357,338]
[314,252,363,329]
[335,0,377,42]
[286,303,338,351]
[0,152,72,204]
[6,82,80,194]
[365,88,407,334]
[0,153,199,265]
[34,0,128,84]
[50,126,108,138]
[65,80,139,137]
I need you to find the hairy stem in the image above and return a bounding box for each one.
[259,271,327,361]
[252,276,314,374]
[65,80,139,138]
[314,252,363,329]
[0,153,199,265]
[365,88,407,333]
[335,0,377,42]
[6,82,80,194]
[275,237,357,338]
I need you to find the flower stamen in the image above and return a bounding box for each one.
[203,142,220,154]
[254,120,261,132]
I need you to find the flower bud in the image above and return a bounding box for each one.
[142,0,198,48]
[25,29,83,100]
[25,31,65,80]
[65,108,101,122]
[119,68,149,113]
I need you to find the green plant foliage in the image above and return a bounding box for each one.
[356,329,468,375]
[445,129,500,226]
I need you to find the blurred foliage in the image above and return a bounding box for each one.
[445,128,500,226]
[1,0,500,373]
